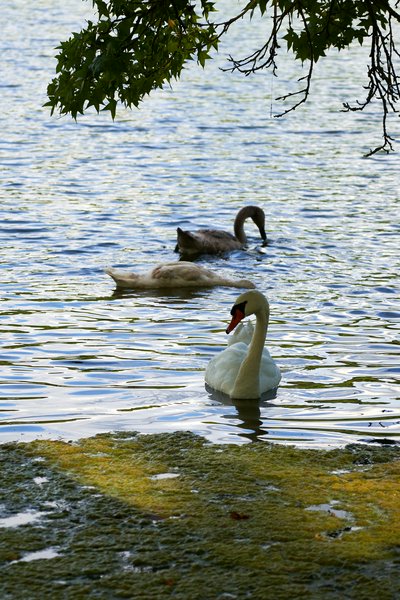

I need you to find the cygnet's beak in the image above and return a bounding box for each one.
[260,226,268,245]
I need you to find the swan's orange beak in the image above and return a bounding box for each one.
[226,307,245,334]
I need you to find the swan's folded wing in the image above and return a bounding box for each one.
[177,227,239,255]
[152,263,209,282]
[198,229,237,242]
[259,352,282,391]
[227,321,254,346]
[205,343,247,395]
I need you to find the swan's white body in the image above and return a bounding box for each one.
[226,320,254,347]
[176,206,267,256]
[205,290,281,399]
[105,262,255,290]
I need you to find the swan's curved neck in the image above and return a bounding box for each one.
[233,209,249,244]
[233,206,265,244]
[231,308,268,399]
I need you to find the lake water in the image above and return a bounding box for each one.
[1,1,399,448]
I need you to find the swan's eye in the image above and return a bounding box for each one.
[230,301,247,317]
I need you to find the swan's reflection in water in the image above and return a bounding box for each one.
[110,286,211,302]
[206,385,279,443]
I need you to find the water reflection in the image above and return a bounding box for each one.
[206,385,279,443]
[110,286,212,302]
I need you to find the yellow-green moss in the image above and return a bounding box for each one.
[1,432,400,599]
[29,433,400,561]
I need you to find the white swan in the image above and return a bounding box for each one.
[176,206,267,256]
[105,262,255,290]
[227,320,254,347]
[205,290,281,399]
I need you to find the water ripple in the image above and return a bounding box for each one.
[0,0,399,447]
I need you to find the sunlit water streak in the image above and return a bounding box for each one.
[0,1,399,448]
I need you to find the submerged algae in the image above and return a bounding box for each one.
[1,432,400,599]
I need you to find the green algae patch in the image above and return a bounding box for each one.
[1,433,400,599]
[28,433,191,518]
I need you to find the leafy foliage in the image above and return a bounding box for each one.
[47,0,400,154]
[46,0,218,119]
